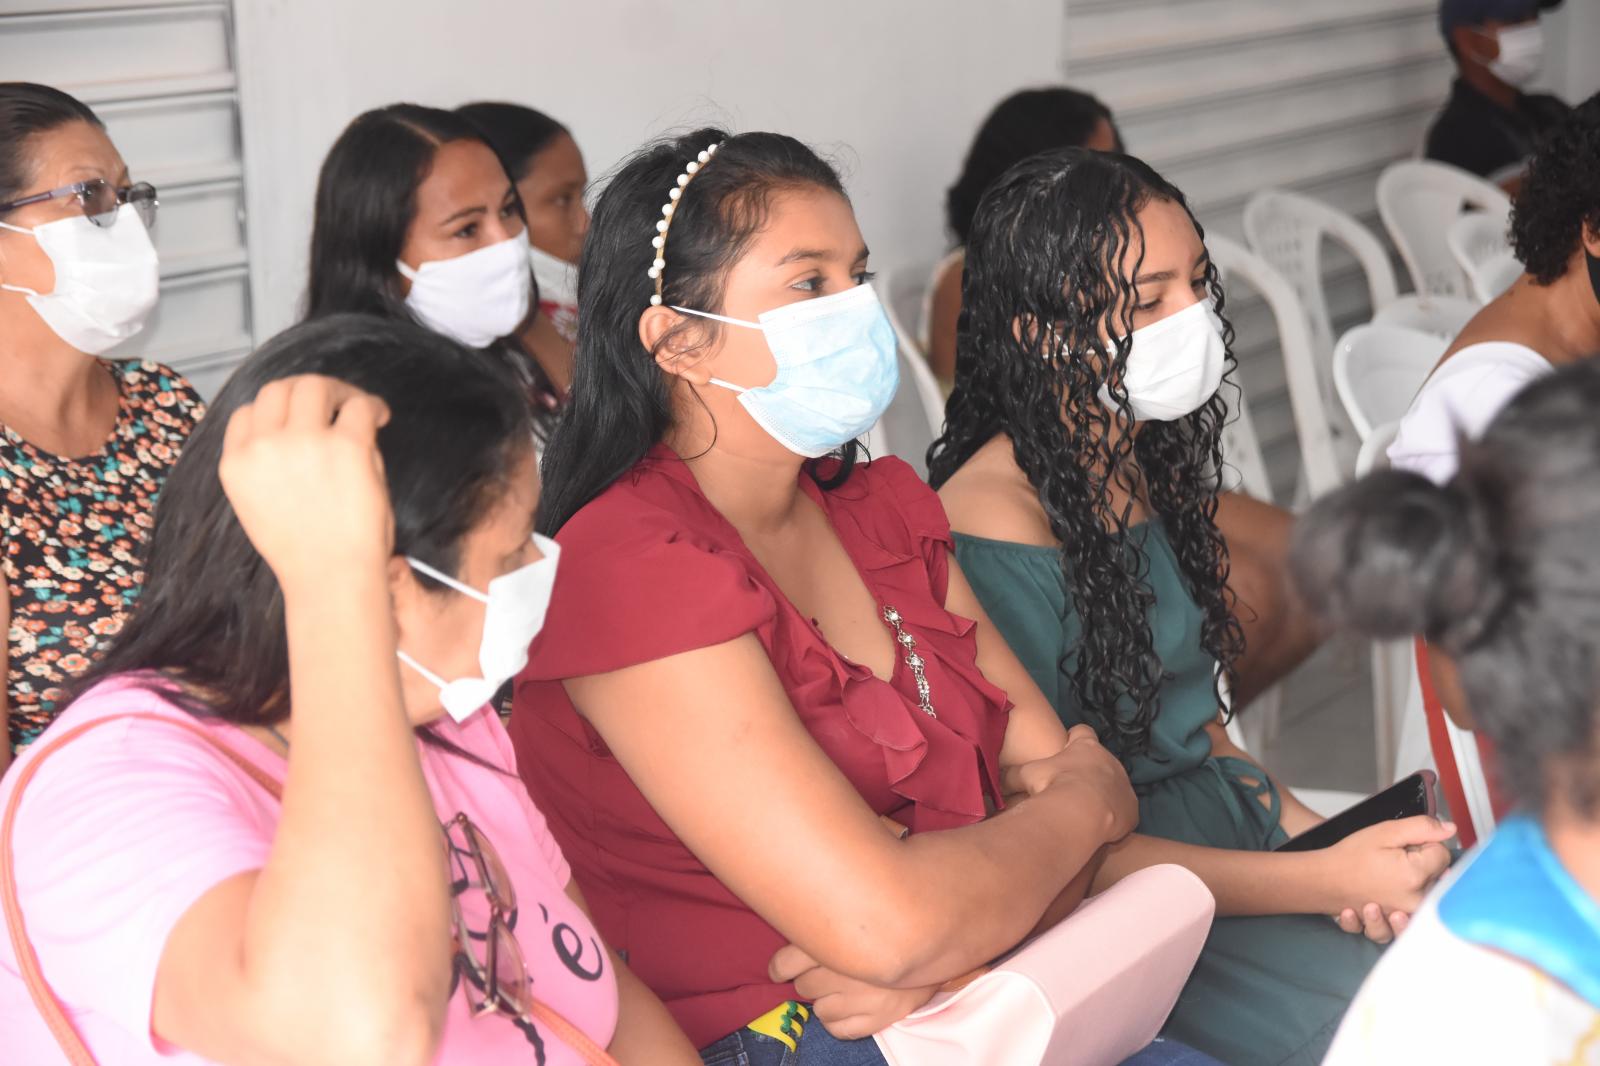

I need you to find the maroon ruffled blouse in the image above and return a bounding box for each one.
[509,447,1012,1047]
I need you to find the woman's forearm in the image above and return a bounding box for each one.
[1092,832,1332,916]
[873,782,1117,987]
[244,572,452,1056]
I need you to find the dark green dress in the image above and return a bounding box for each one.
[954,524,1379,1066]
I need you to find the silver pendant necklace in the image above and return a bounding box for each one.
[881,605,937,718]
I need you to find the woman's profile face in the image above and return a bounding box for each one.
[392,443,542,724]
[0,119,131,297]
[516,131,588,265]
[1107,196,1209,337]
[396,138,525,288]
[661,185,873,463]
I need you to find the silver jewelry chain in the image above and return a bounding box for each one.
[881,605,937,718]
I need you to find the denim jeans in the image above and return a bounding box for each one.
[699,1024,1220,1066]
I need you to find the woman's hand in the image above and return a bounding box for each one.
[218,375,392,596]
[769,943,940,1039]
[1001,725,1138,843]
[1317,816,1455,943]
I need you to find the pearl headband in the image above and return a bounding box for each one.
[648,142,722,306]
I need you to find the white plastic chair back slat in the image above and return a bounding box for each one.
[1209,235,1345,500]
[1353,418,1415,786]
[1369,295,1479,341]
[863,271,947,478]
[1242,189,1400,371]
[1332,324,1449,441]
[1376,161,1512,299]
[1219,387,1273,504]
[1445,211,1518,305]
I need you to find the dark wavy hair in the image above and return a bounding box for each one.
[537,127,855,534]
[1510,91,1600,285]
[945,87,1121,248]
[1292,358,1600,815]
[455,101,569,183]
[72,313,534,736]
[927,149,1243,758]
[0,82,102,206]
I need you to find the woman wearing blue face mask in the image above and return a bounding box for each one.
[305,104,562,441]
[507,130,1222,1066]
[926,149,1458,1066]
[0,82,202,775]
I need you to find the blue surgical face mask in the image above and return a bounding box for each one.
[673,283,900,458]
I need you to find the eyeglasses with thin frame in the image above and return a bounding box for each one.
[0,178,158,229]
[443,811,534,1020]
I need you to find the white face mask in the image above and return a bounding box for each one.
[674,284,901,458]
[396,532,560,723]
[528,241,577,308]
[397,231,532,349]
[1487,21,1544,87]
[1097,300,1226,423]
[0,203,160,355]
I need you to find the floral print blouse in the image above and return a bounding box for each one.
[3,360,203,752]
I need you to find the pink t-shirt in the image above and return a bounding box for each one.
[0,675,618,1064]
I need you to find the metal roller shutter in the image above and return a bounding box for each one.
[2,0,253,398]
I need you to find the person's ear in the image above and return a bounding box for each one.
[1581,219,1600,258]
[387,554,421,645]
[639,305,716,385]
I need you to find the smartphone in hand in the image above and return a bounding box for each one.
[1275,771,1439,852]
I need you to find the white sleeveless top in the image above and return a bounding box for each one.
[1387,341,1551,484]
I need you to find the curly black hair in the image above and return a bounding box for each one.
[1292,358,1600,816]
[927,149,1244,759]
[1510,91,1600,285]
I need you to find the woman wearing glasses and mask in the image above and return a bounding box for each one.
[0,315,700,1065]
[0,83,201,775]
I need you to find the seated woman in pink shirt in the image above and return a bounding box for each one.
[0,314,699,1065]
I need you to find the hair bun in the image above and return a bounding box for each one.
[1289,469,1506,651]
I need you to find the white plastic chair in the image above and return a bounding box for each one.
[1332,324,1449,441]
[863,271,948,478]
[1355,419,1409,784]
[1445,211,1517,305]
[1243,190,1401,373]
[1376,161,1512,299]
[1370,295,1480,341]
[1445,212,1523,306]
[1208,235,1345,500]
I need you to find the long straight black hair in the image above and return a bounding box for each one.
[72,313,534,730]
[928,149,1243,759]
[536,127,855,535]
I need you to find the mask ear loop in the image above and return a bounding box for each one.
[406,556,490,604]
[396,648,451,688]
[666,305,764,395]
[0,220,42,296]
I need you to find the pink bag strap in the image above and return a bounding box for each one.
[2,712,620,1066]
[2,712,280,1066]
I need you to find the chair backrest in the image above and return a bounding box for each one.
[1446,211,1521,305]
[864,271,948,478]
[1332,324,1449,440]
[1209,234,1345,499]
[1355,419,1402,478]
[1376,161,1512,299]
[1370,294,1480,340]
[1243,189,1400,365]
[1219,385,1273,503]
